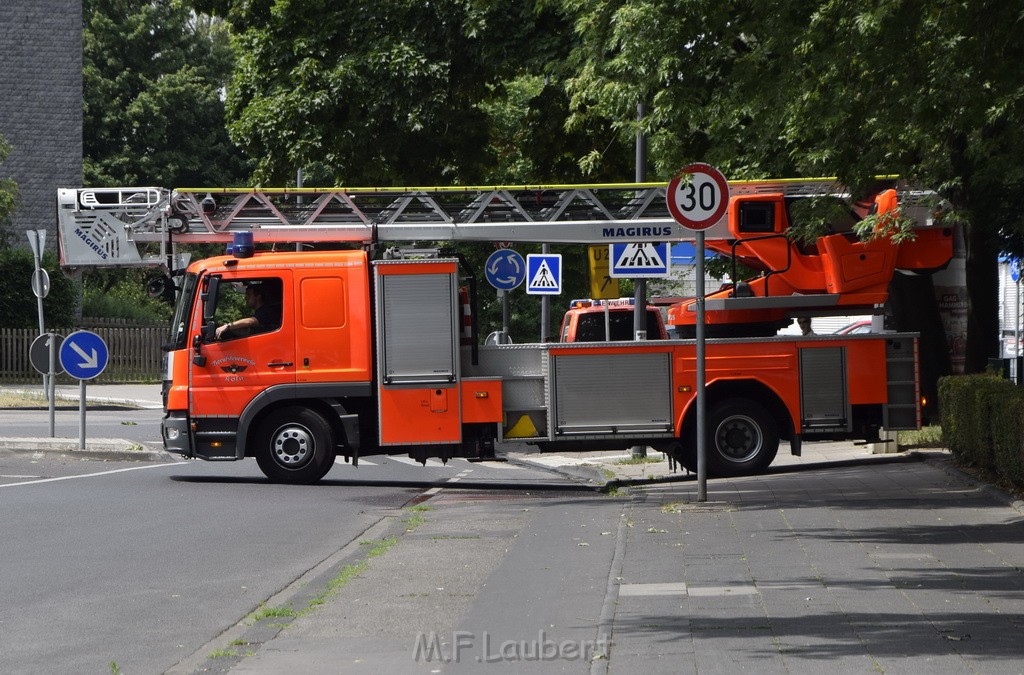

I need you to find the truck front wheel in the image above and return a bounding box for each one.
[255,407,336,484]
[707,398,779,477]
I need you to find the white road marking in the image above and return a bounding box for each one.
[388,456,447,468]
[0,462,182,488]
[472,460,522,470]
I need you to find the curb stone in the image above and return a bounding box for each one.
[0,437,173,462]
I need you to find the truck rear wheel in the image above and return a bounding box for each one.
[255,407,336,484]
[707,398,779,476]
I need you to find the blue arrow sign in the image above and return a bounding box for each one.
[526,254,562,295]
[59,330,109,380]
[485,249,526,290]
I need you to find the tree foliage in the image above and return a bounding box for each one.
[0,134,19,248]
[196,0,632,186]
[0,249,76,329]
[83,0,250,187]
[560,0,1024,370]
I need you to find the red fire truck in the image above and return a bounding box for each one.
[56,179,951,483]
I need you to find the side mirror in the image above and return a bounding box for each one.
[201,276,220,323]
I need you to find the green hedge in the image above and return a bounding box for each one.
[938,373,1024,487]
[0,247,76,329]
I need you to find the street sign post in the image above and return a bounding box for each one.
[60,331,109,381]
[30,333,64,375]
[666,163,730,230]
[588,245,618,300]
[609,242,671,278]
[26,229,48,395]
[484,249,526,291]
[526,254,562,295]
[667,163,731,502]
[29,332,64,437]
[485,249,526,343]
[59,330,110,451]
[31,267,50,299]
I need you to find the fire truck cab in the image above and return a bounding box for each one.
[559,298,668,342]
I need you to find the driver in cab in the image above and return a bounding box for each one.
[215,282,281,339]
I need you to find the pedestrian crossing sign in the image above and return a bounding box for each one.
[526,254,562,295]
[609,242,671,278]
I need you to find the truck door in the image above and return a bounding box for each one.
[373,259,462,446]
[190,273,295,454]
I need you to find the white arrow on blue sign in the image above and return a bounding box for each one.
[485,249,527,290]
[609,242,671,278]
[526,254,562,295]
[59,330,109,380]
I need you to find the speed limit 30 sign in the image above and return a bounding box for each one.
[666,163,730,231]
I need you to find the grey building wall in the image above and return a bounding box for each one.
[0,0,83,246]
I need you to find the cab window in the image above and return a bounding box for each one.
[212,278,283,340]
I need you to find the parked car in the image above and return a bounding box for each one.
[834,319,873,335]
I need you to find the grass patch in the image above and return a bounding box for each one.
[207,648,239,659]
[614,455,664,465]
[323,561,369,597]
[306,537,402,612]
[0,392,48,408]
[403,504,430,529]
[249,605,297,622]
[898,425,943,448]
[404,513,426,530]
[359,537,399,557]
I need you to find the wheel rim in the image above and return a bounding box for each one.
[714,414,763,463]
[271,424,315,468]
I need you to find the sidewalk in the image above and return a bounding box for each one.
[163,438,1024,674]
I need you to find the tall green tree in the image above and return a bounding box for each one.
[83,0,250,187]
[196,0,631,186]
[562,0,1024,371]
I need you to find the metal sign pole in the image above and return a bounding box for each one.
[540,243,550,342]
[27,230,47,397]
[79,380,86,451]
[501,290,510,344]
[695,230,707,501]
[48,332,56,437]
[666,163,729,504]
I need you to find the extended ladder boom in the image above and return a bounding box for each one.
[56,179,935,269]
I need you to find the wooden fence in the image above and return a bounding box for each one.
[0,318,167,383]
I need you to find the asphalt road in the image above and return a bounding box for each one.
[0,421,577,673]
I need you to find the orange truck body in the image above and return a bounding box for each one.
[666,189,953,337]
[162,247,922,484]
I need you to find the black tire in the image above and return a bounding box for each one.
[254,407,336,484]
[706,398,779,477]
